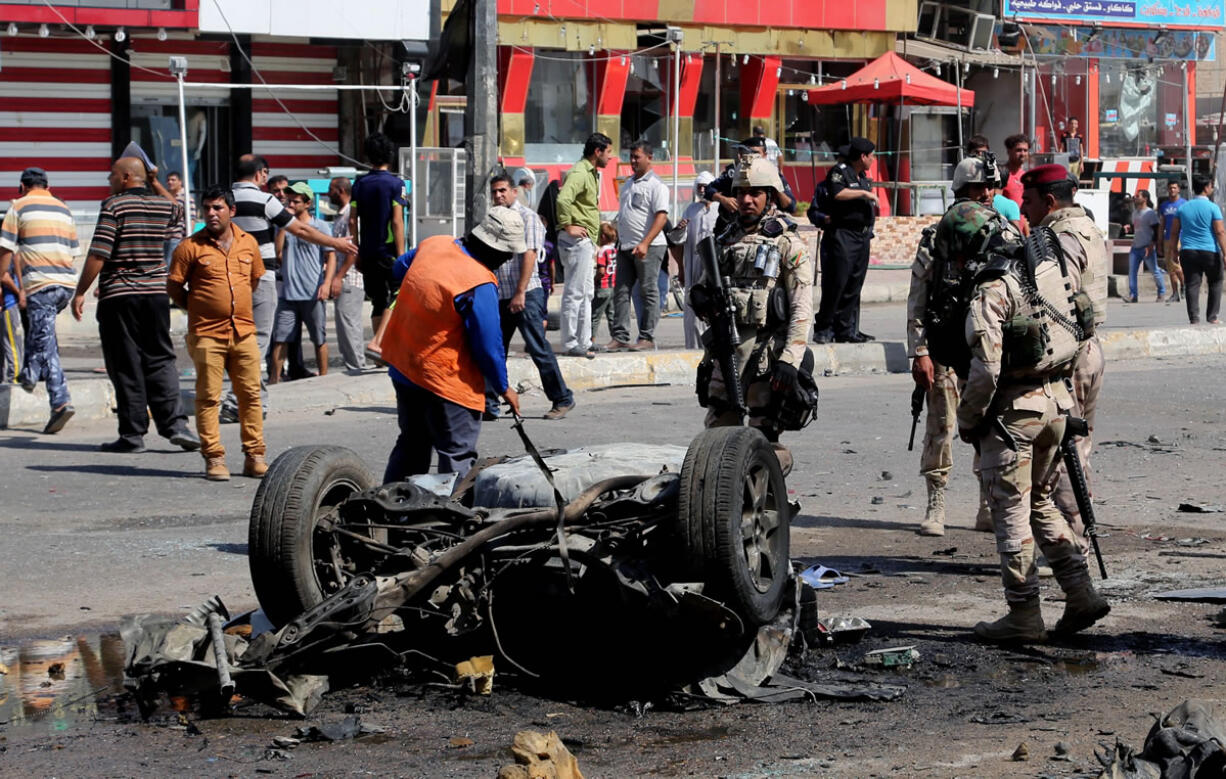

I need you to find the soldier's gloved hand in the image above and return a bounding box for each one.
[771,361,798,393]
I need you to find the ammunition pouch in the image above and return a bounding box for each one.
[1002,315,1044,369]
[729,286,772,328]
[1071,290,1095,339]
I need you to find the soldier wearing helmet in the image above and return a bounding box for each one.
[906,155,1019,537]
[693,158,816,468]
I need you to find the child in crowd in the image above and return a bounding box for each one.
[591,222,618,341]
[0,264,22,383]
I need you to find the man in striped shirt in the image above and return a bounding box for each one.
[231,155,355,380]
[0,167,80,433]
[70,156,200,454]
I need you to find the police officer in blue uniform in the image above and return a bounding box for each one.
[814,136,879,344]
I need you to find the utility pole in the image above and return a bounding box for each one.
[465,0,498,232]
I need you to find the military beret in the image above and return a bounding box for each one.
[849,137,876,156]
[1020,163,1073,188]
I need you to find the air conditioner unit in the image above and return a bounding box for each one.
[968,13,996,51]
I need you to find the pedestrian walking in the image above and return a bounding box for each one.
[814,137,878,344]
[555,132,613,359]
[1159,180,1187,302]
[1127,190,1166,303]
[591,223,618,341]
[231,155,355,384]
[349,133,407,360]
[70,156,200,453]
[380,207,525,483]
[0,262,23,384]
[167,185,267,481]
[676,171,718,349]
[0,167,78,432]
[485,173,575,420]
[163,170,196,267]
[1165,174,1226,325]
[326,176,366,373]
[269,183,335,384]
[607,141,669,351]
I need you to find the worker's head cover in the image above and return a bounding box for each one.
[288,181,314,201]
[733,158,784,194]
[1020,163,1072,189]
[472,205,528,254]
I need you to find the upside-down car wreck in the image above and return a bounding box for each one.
[123,424,903,715]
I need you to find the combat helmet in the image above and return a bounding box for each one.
[734,158,785,194]
[951,156,990,193]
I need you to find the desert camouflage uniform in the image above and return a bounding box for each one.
[958,273,1094,606]
[704,206,813,440]
[1043,206,1108,537]
[909,200,1015,530]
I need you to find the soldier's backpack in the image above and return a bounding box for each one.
[920,225,981,378]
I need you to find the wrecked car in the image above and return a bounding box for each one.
[125,424,903,713]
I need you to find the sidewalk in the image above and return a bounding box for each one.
[3,287,1215,430]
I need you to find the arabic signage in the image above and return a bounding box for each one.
[1004,0,1226,27]
[1019,25,1216,59]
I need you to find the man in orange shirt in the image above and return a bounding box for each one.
[167,185,267,482]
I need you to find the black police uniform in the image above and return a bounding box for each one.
[815,159,875,341]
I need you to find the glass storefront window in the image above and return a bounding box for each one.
[1098,61,1184,158]
[620,53,669,160]
[524,52,594,163]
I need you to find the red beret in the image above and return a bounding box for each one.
[1020,163,1072,188]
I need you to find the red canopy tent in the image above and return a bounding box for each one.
[806,51,973,107]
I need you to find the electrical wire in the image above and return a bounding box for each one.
[512,39,672,62]
[37,0,176,78]
[210,0,367,168]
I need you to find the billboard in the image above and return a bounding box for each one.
[1004,0,1226,27]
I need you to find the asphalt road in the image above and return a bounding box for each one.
[3,353,1226,777]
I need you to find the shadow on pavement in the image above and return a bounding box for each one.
[27,463,192,479]
[207,542,248,556]
[0,436,102,453]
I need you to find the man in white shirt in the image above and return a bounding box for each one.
[755,125,781,166]
[607,140,669,350]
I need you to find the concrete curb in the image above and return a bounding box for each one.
[5,324,1222,429]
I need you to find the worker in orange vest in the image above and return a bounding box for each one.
[381,206,527,482]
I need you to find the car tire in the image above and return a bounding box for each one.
[677,426,790,626]
[248,445,376,628]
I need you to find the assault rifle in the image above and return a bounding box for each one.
[698,235,746,420]
[907,386,924,451]
[1061,414,1108,579]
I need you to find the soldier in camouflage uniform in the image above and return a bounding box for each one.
[907,156,1013,536]
[1019,164,1108,543]
[701,159,814,463]
[959,164,1110,643]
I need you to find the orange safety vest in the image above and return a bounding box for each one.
[382,236,498,411]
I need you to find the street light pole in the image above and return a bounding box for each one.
[465,0,498,231]
[170,56,192,226]
[668,26,683,221]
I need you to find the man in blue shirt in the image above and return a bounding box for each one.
[350,133,407,359]
[1159,179,1187,301]
[1166,174,1226,324]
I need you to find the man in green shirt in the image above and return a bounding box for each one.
[555,132,612,357]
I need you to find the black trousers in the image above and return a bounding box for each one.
[815,227,871,338]
[1180,249,1223,323]
[97,294,188,445]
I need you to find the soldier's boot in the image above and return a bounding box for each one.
[1053,585,1110,636]
[973,483,993,532]
[918,479,945,536]
[973,599,1048,643]
[1048,553,1111,636]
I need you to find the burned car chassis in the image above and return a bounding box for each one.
[238,424,793,696]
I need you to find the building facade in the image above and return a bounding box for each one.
[0,0,427,212]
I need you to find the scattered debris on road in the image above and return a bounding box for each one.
[498,730,584,779]
[1096,699,1226,778]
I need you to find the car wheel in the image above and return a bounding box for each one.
[248,446,376,628]
[677,426,790,626]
